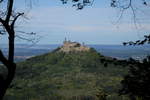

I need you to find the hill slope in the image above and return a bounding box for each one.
[4,49,128,100]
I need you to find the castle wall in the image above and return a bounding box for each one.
[59,41,90,53]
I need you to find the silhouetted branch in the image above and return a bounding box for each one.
[16,31,36,35]
[123,34,150,46]
[16,34,40,44]
[6,0,14,23]
[61,0,94,9]
[0,0,35,99]
[11,13,24,28]
[111,0,149,8]
[0,0,3,3]
[0,18,4,25]
[0,29,6,35]
[0,49,16,100]
[15,30,40,44]
[0,50,10,69]
[111,0,149,26]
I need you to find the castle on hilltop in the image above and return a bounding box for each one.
[58,38,90,53]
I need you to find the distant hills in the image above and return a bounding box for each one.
[1,44,150,62]
[3,45,129,100]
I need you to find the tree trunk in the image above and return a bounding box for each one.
[8,34,15,62]
[0,29,16,100]
[0,0,16,99]
[0,63,16,100]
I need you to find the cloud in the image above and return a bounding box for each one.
[21,6,150,32]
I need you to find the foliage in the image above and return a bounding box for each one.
[119,56,150,100]
[96,89,107,100]
[110,0,149,8]
[123,35,150,46]
[2,49,130,100]
[61,0,93,9]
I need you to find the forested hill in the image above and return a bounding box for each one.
[4,48,129,100]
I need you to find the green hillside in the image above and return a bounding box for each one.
[4,49,129,100]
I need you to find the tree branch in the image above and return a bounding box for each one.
[16,35,39,44]
[6,0,14,23]
[0,0,3,3]
[123,34,150,45]
[123,0,132,9]
[11,13,24,28]
[0,50,9,69]
[0,18,4,25]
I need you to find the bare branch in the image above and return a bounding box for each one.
[122,0,132,10]
[61,0,94,9]
[123,34,150,46]
[16,31,36,35]
[11,13,24,28]
[0,18,4,24]
[0,50,9,69]
[6,0,14,23]
[15,35,39,44]
[0,0,3,3]
[0,29,6,35]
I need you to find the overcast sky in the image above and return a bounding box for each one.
[1,0,150,45]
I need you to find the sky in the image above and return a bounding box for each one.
[1,0,150,45]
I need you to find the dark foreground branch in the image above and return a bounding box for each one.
[0,50,16,100]
[11,13,24,28]
[123,34,150,46]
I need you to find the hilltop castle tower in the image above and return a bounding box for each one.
[58,38,90,53]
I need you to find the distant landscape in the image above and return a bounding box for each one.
[1,0,150,100]
[1,44,150,62]
[2,44,129,100]
[0,42,149,100]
